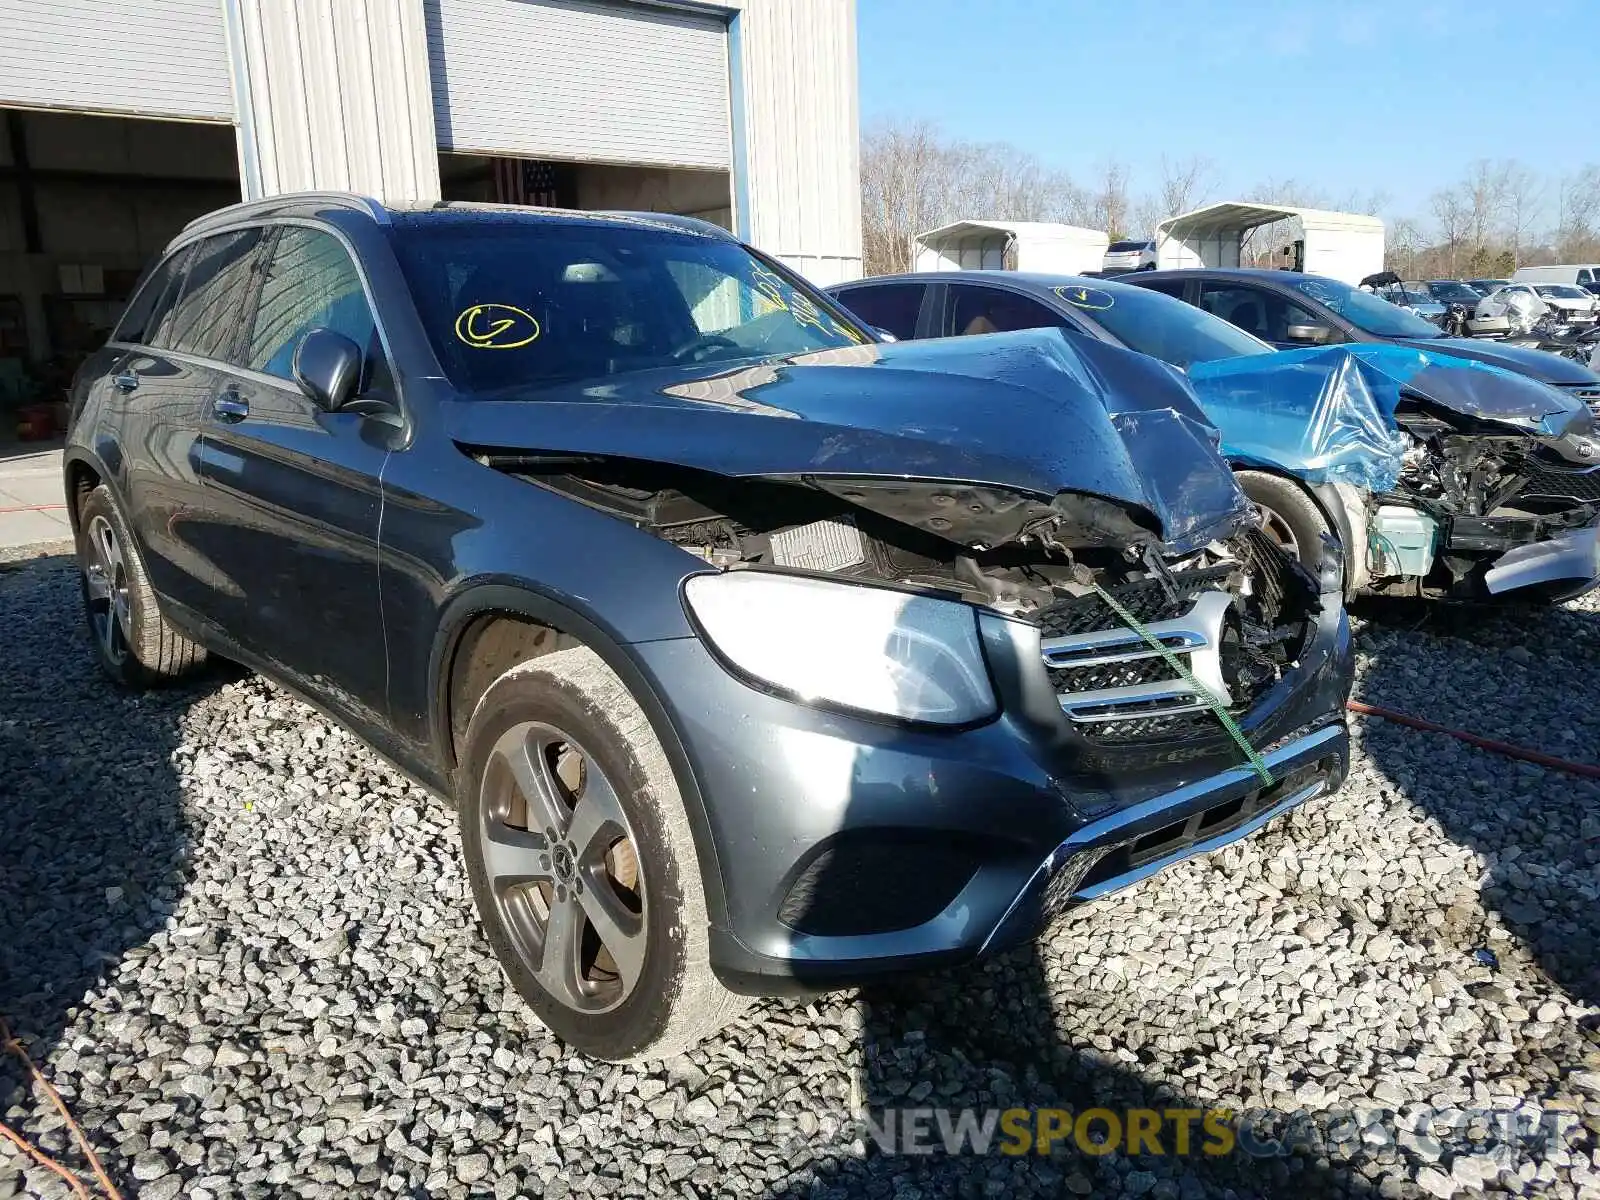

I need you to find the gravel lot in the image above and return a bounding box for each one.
[3,546,1599,1199]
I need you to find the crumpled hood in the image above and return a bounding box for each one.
[1187,343,1591,493]
[1393,335,1600,387]
[444,330,1251,553]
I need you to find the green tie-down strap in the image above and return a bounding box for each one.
[1090,582,1274,786]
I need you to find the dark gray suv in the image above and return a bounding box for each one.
[65,193,1353,1061]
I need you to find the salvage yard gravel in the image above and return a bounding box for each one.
[3,548,1599,1199]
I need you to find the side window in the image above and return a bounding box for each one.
[1197,284,1302,341]
[245,227,377,381]
[1203,289,1273,345]
[1135,278,1186,300]
[165,228,266,361]
[114,248,190,346]
[1579,269,1593,284]
[948,285,1072,337]
[833,283,925,340]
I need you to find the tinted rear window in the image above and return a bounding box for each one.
[1107,240,1152,253]
[114,250,189,346]
[833,282,924,340]
[166,228,265,361]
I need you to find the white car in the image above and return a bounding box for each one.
[1475,284,1550,333]
[1101,239,1156,273]
[1531,283,1599,325]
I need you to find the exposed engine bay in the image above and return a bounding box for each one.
[487,453,1322,744]
[1358,398,1600,598]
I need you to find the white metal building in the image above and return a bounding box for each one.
[914,221,1109,276]
[0,0,862,371]
[1155,202,1385,286]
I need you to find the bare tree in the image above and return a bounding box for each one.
[1555,165,1600,262]
[1502,163,1544,261]
[1429,190,1470,277]
[858,119,1085,275]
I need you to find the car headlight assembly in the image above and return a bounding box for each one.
[682,571,997,726]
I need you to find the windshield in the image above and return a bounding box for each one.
[1062,280,1273,367]
[389,217,867,392]
[1536,284,1589,299]
[1427,281,1483,304]
[1289,275,1443,337]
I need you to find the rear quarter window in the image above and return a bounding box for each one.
[833,282,925,340]
[113,250,189,346]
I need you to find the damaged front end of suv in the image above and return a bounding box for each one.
[448,329,1353,991]
[1190,344,1600,601]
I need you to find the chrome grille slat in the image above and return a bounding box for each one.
[1045,591,1235,723]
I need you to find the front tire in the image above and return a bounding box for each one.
[75,484,206,687]
[456,646,744,1061]
[1235,470,1338,580]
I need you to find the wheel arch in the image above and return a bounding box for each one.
[1230,463,1365,595]
[61,447,115,538]
[428,582,730,931]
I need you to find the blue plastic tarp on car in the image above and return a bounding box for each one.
[1185,343,1587,493]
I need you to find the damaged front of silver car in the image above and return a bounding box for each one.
[440,329,1354,992]
[1189,344,1600,602]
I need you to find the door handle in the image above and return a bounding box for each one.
[214,391,249,423]
[113,372,139,393]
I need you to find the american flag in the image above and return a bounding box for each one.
[491,158,561,207]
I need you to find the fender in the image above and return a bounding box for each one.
[427,581,731,932]
[60,442,126,537]
[1232,461,1367,597]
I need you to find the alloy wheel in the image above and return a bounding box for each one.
[478,721,647,1015]
[83,514,131,666]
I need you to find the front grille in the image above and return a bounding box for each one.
[1518,460,1600,504]
[1553,381,1600,424]
[1037,534,1301,746]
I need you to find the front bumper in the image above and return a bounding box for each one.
[1484,517,1600,598]
[629,593,1352,994]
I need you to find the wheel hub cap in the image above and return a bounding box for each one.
[83,513,131,665]
[478,722,647,1016]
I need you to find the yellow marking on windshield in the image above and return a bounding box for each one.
[455,303,541,349]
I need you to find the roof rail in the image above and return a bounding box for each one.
[182,191,390,233]
[598,211,737,240]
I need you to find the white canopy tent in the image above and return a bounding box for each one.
[1154,202,1385,285]
[914,220,1109,276]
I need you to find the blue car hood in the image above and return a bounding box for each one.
[1188,343,1590,492]
[1393,335,1600,386]
[444,330,1252,554]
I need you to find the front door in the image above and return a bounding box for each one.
[193,224,393,729]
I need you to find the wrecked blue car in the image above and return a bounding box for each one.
[830,272,1600,601]
[1187,343,1600,601]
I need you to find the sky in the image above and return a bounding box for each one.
[855,0,1596,229]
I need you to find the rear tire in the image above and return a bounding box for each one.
[1235,470,1338,582]
[75,484,206,687]
[456,646,745,1062]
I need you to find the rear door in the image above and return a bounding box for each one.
[194,223,393,726]
[104,241,229,622]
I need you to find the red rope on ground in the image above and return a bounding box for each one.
[1347,699,1600,782]
[0,1019,123,1200]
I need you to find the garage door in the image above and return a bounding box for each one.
[428,0,731,170]
[0,0,235,122]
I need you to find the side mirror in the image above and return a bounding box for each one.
[1285,323,1332,345]
[293,328,363,411]
[871,326,899,343]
